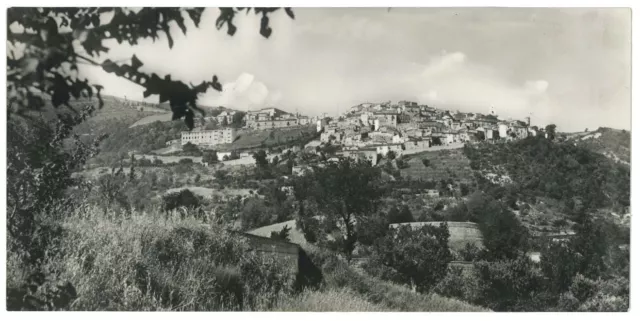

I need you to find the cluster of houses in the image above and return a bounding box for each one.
[244,107,317,130]
[314,100,540,165]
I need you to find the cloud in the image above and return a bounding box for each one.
[202,72,281,111]
[408,52,550,120]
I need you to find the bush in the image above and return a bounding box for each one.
[473,256,545,311]
[370,223,451,293]
[178,158,194,165]
[433,266,481,303]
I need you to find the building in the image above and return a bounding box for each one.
[316,118,327,132]
[246,118,300,130]
[498,123,509,138]
[338,147,379,165]
[297,116,311,125]
[373,111,399,127]
[292,165,314,176]
[404,137,431,150]
[398,113,411,124]
[216,110,237,124]
[181,128,237,146]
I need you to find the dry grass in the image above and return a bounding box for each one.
[273,288,395,312]
[8,205,489,311]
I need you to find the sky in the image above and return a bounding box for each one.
[76,7,630,132]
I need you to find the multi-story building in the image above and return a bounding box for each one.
[246,118,300,130]
[181,128,237,146]
[216,110,237,124]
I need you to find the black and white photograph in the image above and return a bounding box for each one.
[2,3,633,313]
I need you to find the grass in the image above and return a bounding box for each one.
[273,288,395,311]
[8,204,489,311]
[304,245,490,312]
[400,148,474,183]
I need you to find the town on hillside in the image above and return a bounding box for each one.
[177,100,539,165]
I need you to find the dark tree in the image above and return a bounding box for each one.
[373,223,452,293]
[545,124,557,140]
[296,158,382,260]
[270,225,291,242]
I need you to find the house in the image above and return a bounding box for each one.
[498,123,509,138]
[297,116,311,125]
[373,111,399,127]
[419,121,446,132]
[292,165,314,176]
[398,113,411,124]
[404,137,431,150]
[181,128,237,146]
[338,147,379,165]
[216,110,237,124]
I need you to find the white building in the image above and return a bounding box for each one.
[499,123,509,138]
[181,128,237,146]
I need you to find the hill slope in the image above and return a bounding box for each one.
[565,127,630,165]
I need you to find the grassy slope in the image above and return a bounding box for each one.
[214,125,318,151]
[7,206,488,311]
[399,148,474,183]
[567,127,630,165]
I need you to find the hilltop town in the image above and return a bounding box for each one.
[175,100,539,165]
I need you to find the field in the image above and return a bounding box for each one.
[129,112,174,128]
[400,148,474,183]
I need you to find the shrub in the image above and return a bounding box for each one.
[270,225,291,242]
[473,256,545,311]
[371,223,451,293]
[433,266,481,303]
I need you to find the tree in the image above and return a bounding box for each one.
[545,124,557,140]
[387,205,414,224]
[203,150,219,164]
[387,150,397,160]
[474,256,545,311]
[231,111,246,128]
[8,8,293,128]
[372,223,452,293]
[422,158,431,167]
[302,158,382,260]
[270,225,291,242]
[182,142,200,155]
[253,150,269,168]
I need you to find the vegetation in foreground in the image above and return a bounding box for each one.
[6,207,487,312]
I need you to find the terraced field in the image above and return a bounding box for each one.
[399,148,474,183]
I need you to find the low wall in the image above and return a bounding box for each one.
[231,231,323,289]
[389,221,484,251]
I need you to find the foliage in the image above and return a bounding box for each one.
[7,7,293,129]
[433,266,481,303]
[386,150,397,160]
[370,223,452,293]
[182,142,201,156]
[294,158,382,260]
[270,225,292,242]
[202,150,219,164]
[7,113,100,265]
[473,256,546,311]
[464,136,630,212]
[421,158,430,167]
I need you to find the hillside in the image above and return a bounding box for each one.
[464,136,630,214]
[129,106,238,128]
[565,127,630,165]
